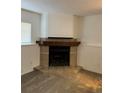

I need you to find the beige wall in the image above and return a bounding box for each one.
[77,14,102,74]
[21,45,40,75]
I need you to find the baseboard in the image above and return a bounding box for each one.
[77,65,102,75]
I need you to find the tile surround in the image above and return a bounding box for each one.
[40,46,77,67]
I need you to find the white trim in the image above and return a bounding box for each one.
[21,42,37,46]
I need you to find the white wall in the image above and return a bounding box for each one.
[47,13,74,38]
[21,45,40,75]
[40,13,48,38]
[77,14,102,74]
[21,9,41,43]
[73,15,82,39]
[21,9,40,75]
[40,13,78,38]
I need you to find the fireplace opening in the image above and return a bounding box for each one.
[49,46,70,66]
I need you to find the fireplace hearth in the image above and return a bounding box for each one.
[49,46,70,66]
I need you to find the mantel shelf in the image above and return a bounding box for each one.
[36,38,81,46]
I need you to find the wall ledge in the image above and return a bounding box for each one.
[21,43,37,46]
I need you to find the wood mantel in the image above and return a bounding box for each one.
[36,38,81,46]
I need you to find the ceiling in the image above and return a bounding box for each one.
[21,0,102,16]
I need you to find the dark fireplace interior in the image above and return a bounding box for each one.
[49,46,70,66]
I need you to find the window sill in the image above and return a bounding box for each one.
[21,42,37,46]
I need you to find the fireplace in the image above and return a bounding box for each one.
[49,46,70,66]
[37,38,80,68]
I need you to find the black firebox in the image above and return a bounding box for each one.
[49,46,70,66]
